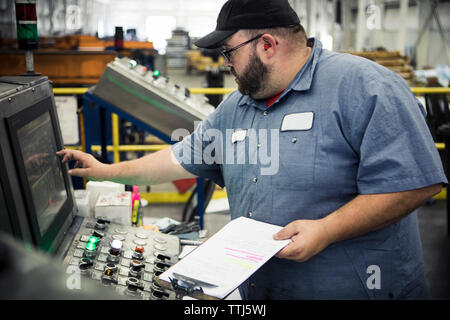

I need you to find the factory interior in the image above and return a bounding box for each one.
[0,0,449,306]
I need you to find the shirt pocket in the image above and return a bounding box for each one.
[271,129,317,190]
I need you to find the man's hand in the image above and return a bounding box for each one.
[56,149,110,181]
[273,219,331,262]
[272,184,443,263]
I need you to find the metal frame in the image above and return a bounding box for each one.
[82,91,206,228]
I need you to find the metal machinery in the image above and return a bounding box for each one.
[92,56,215,137]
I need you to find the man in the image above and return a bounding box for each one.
[58,0,447,299]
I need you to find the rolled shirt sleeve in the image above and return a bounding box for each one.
[350,74,447,194]
[171,105,225,187]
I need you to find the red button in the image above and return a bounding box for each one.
[135,246,144,253]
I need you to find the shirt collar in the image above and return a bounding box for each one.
[237,37,323,109]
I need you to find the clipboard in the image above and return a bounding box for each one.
[157,217,290,300]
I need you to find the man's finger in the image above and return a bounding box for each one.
[273,221,299,240]
[56,150,73,163]
[276,241,301,259]
[67,167,89,177]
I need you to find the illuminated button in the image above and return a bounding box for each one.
[132,246,145,260]
[85,242,96,251]
[84,242,97,258]
[79,257,93,271]
[110,239,123,256]
[135,246,145,254]
[152,70,160,78]
[88,236,99,245]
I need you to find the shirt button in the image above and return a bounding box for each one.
[257,143,262,148]
[291,137,297,143]
[250,282,256,288]
[252,177,258,183]
[263,111,268,116]
[248,212,253,217]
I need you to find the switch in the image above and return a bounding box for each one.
[79,257,93,271]
[95,221,106,230]
[129,260,145,278]
[92,230,104,239]
[110,239,122,256]
[84,242,97,257]
[95,218,110,230]
[132,246,145,260]
[128,60,137,68]
[126,277,144,293]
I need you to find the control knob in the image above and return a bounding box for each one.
[79,257,93,271]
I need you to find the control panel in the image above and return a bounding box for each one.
[63,217,180,300]
[92,57,216,137]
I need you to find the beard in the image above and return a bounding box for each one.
[231,50,269,99]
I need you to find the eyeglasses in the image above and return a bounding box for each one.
[220,34,264,62]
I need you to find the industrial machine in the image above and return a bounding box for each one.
[0,76,180,299]
[62,217,179,300]
[92,56,215,137]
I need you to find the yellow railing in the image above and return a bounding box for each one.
[55,86,450,202]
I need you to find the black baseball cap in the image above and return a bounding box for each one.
[194,0,300,49]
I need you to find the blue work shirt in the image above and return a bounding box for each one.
[171,38,447,299]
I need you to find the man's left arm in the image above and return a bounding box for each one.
[274,183,443,262]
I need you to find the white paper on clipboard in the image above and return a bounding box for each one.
[159,217,290,299]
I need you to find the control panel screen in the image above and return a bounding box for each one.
[16,111,67,237]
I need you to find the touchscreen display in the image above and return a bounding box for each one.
[16,112,67,236]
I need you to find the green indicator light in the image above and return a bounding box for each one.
[85,242,96,251]
[153,70,160,77]
[88,236,99,244]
